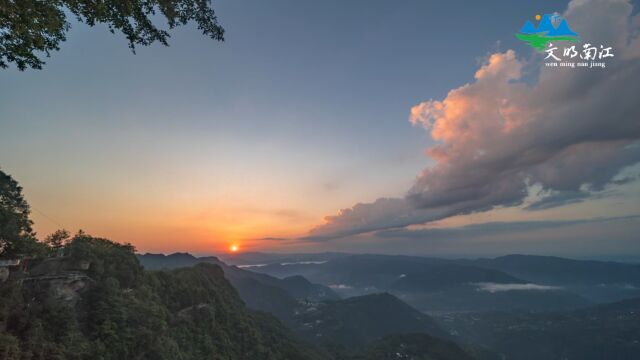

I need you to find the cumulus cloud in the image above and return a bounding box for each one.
[474,282,563,293]
[307,0,640,241]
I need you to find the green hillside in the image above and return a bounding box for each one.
[0,235,323,360]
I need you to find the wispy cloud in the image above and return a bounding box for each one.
[376,215,640,240]
[259,236,291,241]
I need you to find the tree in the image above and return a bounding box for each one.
[45,229,71,249]
[0,169,40,257]
[0,0,225,71]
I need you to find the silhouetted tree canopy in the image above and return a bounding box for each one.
[45,228,70,249]
[0,0,225,70]
[0,169,42,257]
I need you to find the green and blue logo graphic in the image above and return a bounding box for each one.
[517,13,578,52]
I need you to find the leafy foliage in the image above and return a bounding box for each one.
[45,228,71,249]
[0,235,325,359]
[0,0,225,70]
[67,232,143,288]
[0,169,45,257]
[137,252,340,325]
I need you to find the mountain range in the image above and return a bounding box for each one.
[136,252,477,358]
[135,251,640,359]
[238,253,602,312]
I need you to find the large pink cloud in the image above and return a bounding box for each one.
[306,0,640,241]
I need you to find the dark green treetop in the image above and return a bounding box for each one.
[0,0,225,70]
[0,169,42,257]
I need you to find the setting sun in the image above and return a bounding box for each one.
[230,245,239,252]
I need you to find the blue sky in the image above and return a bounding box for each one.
[1,0,639,256]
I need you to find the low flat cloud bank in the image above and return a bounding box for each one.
[376,215,640,239]
[328,284,353,290]
[474,282,563,293]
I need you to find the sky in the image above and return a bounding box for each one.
[1,0,639,257]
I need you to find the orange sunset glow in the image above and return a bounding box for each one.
[2,1,640,358]
[2,0,639,260]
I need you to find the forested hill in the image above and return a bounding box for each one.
[0,235,324,360]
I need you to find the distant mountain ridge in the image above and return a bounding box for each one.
[293,292,446,347]
[138,252,339,298]
[219,251,351,266]
[135,251,640,358]
[136,252,475,359]
[457,254,640,303]
[244,253,592,312]
[137,252,339,324]
[237,252,640,305]
[460,254,640,285]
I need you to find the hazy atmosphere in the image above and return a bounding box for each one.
[2,0,639,257]
[3,1,640,359]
